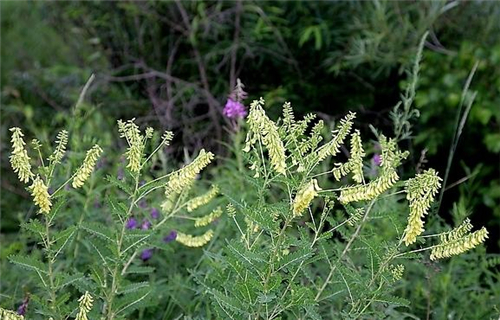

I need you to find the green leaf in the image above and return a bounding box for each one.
[125,266,155,274]
[106,174,133,194]
[21,219,45,239]
[56,272,85,289]
[276,248,313,272]
[52,226,77,258]
[107,195,129,220]
[376,294,410,308]
[9,255,48,274]
[81,221,115,243]
[209,288,248,316]
[226,240,266,277]
[114,288,152,316]
[117,282,151,295]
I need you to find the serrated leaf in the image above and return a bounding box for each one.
[21,219,45,239]
[114,288,152,316]
[276,248,313,272]
[56,272,85,289]
[125,266,155,274]
[87,237,113,266]
[376,294,410,307]
[117,282,150,295]
[226,241,266,277]
[52,226,77,258]
[9,255,48,274]
[209,289,248,315]
[107,195,129,220]
[81,221,115,243]
[106,174,133,194]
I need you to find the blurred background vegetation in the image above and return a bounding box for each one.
[1,1,499,318]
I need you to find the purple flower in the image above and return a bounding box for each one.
[96,157,107,169]
[223,98,247,119]
[373,154,382,166]
[141,219,152,230]
[126,217,138,229]
[17,296,29,316]
[151,208,160,219]
[140,248,154,261]
[138,199,148,209]
[163,230,177,243]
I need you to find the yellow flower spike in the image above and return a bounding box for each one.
[349,130,365,183]
[117,119,144,173]
[0,307,24,320]
[430,227,488,260]
[29,175,51,214]
[165,149,214,196]
[161,130,174,146]
[244,98,287,175]
[9,127,34,184]
[316,112,356,162]
[402,169,442,245]
[176,229,214,247]
[72,145,103,189]
[292,179,321,217]
[194,207,223,227]
[338,135,408,204]
[338,170,399,204]
[187,185,219,212]
[76,291,94,320]
[390,264,404,282]
[48,130,68,165]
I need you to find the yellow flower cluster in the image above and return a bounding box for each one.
[226,203,236,218]
[165,149,214,196]
[316,112,356,162]
[349,130,365,183]
[244,98,287,175]
[332,130,365,183]
[29,176,52,214]
[338,136,407,204]
[176,229,214,247]
[194,206,223,227]
[339,170,398,204]
[430,227,488,260]
[390,264,404,281]
[161,130,174,146]
[439,218,473,243]
[402,169,442,245]
[118,119,145,173]
[347,207,364,227]
[72,145,103,188]
[9,127,33,183]
[292,179,321,217]
[0,307,24,320]
[49,130,68,165]
[187,185,219,212]
[76,291,94,320]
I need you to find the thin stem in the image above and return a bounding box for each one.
[315,199,376,302]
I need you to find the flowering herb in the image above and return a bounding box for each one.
[151,208,160,219]
[223,98,247,119]
[140,249,154,261]
[141,219,152,230]
[163,230,177,243]
[125,217,138,229]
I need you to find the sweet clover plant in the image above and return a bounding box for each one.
[2,37,492,320]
